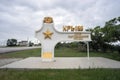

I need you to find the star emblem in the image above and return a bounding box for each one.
[43,29,53,39]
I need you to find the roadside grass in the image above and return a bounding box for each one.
[55,47,120,61]
[0,47,120,61]
[0,48,41,58]
[0,69,120,80]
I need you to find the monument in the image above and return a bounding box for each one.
[35,17,91,61]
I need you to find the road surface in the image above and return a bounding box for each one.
[0,47,40,54]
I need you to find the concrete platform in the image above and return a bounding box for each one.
[0,58,22,67]
[0,57,120,69]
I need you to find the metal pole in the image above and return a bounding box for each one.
[87,42,89,60]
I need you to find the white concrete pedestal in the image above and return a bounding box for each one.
[35,17,91,61]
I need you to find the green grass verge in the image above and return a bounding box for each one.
[55,47,120,61]
[0,47,120,61]
[0,69,120,80]
[0,48,41,58]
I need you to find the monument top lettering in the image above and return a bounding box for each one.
[43,17,53,23]
[35,17,91,61]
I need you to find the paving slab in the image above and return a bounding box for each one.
[0,58,22,67]
[0,57,120,69]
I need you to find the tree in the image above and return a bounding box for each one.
[7,39,17,46]
[87,26,105,52]
[87,16,120,53]
[28,41,34,46]
[102,17,120,42]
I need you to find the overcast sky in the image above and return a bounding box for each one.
[0,0,120,44]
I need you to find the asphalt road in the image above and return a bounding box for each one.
[0,47,40,54]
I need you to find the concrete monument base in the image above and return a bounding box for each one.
[35,17,91,61]
[0,57,120,69]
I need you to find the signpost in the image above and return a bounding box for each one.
[35,17,91,61]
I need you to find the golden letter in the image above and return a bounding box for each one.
[78,26,83,31]
[67,26,71,31]
[71,26,74,31]
[74,26,78,31]
[63,26,67,31]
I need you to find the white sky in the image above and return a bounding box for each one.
[0,0,120,44]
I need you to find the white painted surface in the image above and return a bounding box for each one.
[35,23,91,61]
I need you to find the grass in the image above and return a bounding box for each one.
[0,48,41,58]
[55,47,120,61]
[0,69,120,80]
[0,47,120,61]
